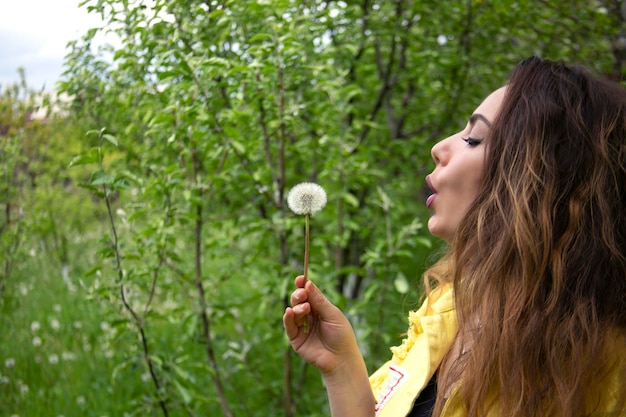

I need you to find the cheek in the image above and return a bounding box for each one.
[456,177,482,206]
[443,165,483,219]
[456,158,485,201]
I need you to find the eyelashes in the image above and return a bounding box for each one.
[462,137,483,147]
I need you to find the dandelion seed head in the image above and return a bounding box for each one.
[30,321,40,332]
[32,336,42,347]
[287,182,327,215]
[5,358,15,368]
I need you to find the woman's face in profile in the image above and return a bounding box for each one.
[426,87,505,242]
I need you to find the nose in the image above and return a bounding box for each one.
[431,136,449,165]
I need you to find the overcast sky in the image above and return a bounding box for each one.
[0,0,104,92]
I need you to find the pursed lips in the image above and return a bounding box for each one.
[425,175,437,208]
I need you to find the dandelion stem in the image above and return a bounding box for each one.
[304,214,310,281]
[303,214,310,333]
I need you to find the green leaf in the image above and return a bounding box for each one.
[174,380,192,404]
[394,272,410,294]
[230,140,245,154]
[83,265,102,277]
[250,33,272,42]
[102,133,119,147]
[90,170,115,186]
[68,148,99,167]
[416,237,433,249]
[343,192,359,208]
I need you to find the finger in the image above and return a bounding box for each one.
[290,287,308,307]
[283,305,310,340]
[283,307,299,340]
[294,275,306,288]
[292,302,311,325]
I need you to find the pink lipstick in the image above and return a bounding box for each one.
[425,175,437,208]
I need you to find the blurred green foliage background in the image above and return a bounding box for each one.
[1,0,623,415]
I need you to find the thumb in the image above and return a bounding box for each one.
[305,279,338,321]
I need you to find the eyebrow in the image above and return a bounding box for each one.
[469,113,492,127]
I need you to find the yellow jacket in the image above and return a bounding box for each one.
[369,286,626,417]
[369,286,457,417]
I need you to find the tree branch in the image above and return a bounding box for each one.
[189,137,234,417]
[102,175,169,417]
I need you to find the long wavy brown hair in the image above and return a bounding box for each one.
[432,57,626,416]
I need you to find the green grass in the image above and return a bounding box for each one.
[0,243,145,417]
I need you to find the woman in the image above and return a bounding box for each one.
[283,56,626,417]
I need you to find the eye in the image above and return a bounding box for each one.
[462,136,483,147]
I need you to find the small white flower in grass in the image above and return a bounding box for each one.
[32,336,42,347]
[30,321,40,332]
[19,284,28,296]
[50,319,60,331]
[287,182,327,215]
[48,354,59,364]
[287,182,328,333]
[5,358,15,368]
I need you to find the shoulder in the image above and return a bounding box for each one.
[424,284,455,315]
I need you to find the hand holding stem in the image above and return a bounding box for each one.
[287,182,327,332]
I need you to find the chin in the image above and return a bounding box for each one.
[427,220,452,243]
